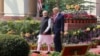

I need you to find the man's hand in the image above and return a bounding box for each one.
[42,32,46,35]
[51,34,55,38]
[64,31,68,36]
[60,31,64,35]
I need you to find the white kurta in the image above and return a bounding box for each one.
[37,18,53,45]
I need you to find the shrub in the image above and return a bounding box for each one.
[0,19,40,35]
[51,52,61,56]
[0,34,30,56]
[86,52,100,56]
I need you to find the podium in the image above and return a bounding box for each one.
[61,44,90,56]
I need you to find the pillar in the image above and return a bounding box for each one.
[29,0,37,16]
[0,0,4,17]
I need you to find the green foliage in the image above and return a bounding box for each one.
[60,0,95,10]
[51,52,61,56]
[43,0,95,11]
[0,21,11,34]
[25,17,33,20]
[60,0,86,5]
[43,0,56,14]
[0,34,30,56]
[86,52,100,56]
[49,52,100,56]
[0,19,40,35]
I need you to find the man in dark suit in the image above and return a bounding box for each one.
[52,7,64,52]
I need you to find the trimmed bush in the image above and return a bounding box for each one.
[0,34,30,56]
[0,20,40,35]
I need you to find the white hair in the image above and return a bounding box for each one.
[53,7,59,11]
[42,10,48,14]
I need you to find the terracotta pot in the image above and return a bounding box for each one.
[87,19,89,23]
[90,19,93,23]
[84,19,87,23]
[31,45,37,50]
[91,43,98,48]
[91,19,94,23]
[72,19,74,23]
[93,19,96,23]
[97,41,100,45]
[76,19,79,23]
[66,19,69,23]
[82,20,84,23]
[72,19,76,23]
[85,19,87,23]
[51,47,54,51]
[75,19,77,23]
[94,19,97,23]
[80,19,83,23]
[31,46,34,50]
[89,19,92,23]
[41,47,47,50]
[68,19,73,23]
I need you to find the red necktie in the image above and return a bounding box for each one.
[53,14,56,23]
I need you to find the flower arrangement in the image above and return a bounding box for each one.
[63,24,100,44]
[66,4,80,10]
[64,4,97,20]
[64,11,97,19]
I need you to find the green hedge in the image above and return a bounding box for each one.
[0,19,40,35]
[50,52,100,56]
[0,34,30,56]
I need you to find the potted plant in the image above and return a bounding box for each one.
[90,41,98,48]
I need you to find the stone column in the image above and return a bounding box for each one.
[28,0,37,16]
[96,0,100,16]
[0,0,4,17]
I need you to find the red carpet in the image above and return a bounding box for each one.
[89,46,100,54]
[31,36,100,56]
[31,53,49,56]
[30,51,49,56]
[31,47,100,56]
[89,37,100,54]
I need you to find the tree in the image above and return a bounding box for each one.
[59,0,95,11]
[43,0,95,13]
[43,0,56,15]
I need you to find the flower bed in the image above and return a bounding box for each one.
[0,19,41,43]
[63,25,100,44]
[0,19,40,36]
[64,10,97,30]
[29,43,54,51]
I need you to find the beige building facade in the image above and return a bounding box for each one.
[0,0,37,19]
[0,0,100,19]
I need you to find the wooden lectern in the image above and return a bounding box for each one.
[61,44,90,56]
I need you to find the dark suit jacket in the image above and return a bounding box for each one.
[53,13,64,33]
[39,17,52,34]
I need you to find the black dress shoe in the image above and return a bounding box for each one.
[46,51,50,54]
[33,51,40,54]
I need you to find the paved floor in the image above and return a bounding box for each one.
[30,47,100,56]
[30,51,53,56]
[89,45,100,54]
